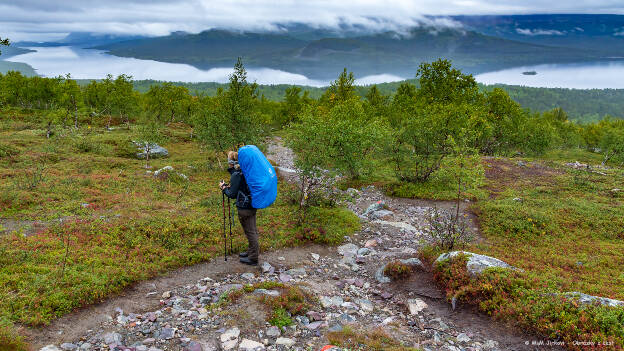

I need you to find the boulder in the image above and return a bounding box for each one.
[363,201,385,216]
[563,292,624,307]
[134,141,169,159]
[276,337,296,347]
[238,338,265,351]
[373,220,419,234]
[40,346,61,351]
[436,251,518,275]
[103,332,124,344]
[369,209,393,220]
[407,298,428,315]
[220,327,240,343]
[337,243,358,257]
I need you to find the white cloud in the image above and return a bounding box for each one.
[1,0,623,41]
[516,28,566,36]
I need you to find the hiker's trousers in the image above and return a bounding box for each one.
[238,208,259,261]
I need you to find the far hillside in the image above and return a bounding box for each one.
[129,79,624,122]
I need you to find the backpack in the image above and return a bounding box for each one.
[237,145,278,209]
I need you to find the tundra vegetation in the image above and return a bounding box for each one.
[0,57,623,349]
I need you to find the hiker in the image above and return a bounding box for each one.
[219,151,259,265]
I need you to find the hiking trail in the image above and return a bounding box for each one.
[29,138,560,351]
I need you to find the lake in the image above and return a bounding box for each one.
[475,61,624,89]
[5,46,624,89]
[3,46,403,87]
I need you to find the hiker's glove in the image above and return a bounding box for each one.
[219,180,227,190]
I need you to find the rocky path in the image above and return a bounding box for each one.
[32,140,561,351]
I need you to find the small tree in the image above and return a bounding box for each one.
[320,68,358,108]
[196,58,260,156]
[59,74,82,129]
[110,74,137,129]
[599,122,624,165]
[0,37,9,56]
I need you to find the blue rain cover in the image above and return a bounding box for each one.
[238,145,278,209]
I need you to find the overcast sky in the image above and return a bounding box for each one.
[2,0,624,41]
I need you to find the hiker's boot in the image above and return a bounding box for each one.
[239,257,258,266]
[239,251,249,258]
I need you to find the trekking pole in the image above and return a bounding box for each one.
[228,197,233,255]
[222,192,227,261]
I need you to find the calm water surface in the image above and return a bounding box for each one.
[4,46,404,86]
[6,46,624,88]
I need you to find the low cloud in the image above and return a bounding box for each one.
[1,0,623,41]
[516,28,566,36]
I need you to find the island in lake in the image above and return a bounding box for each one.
[522,71,538,75]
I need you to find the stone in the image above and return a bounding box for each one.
[134,141,169,159]
[357,248,372,256]
[320,296,343,308]
[373,220,419,234]
[337,243,358,257]
[346,188,360,197]
[375,266,391,283]
[306,311,323,321]
[306,321,323,330]
[563,292,624,307]
[60,343,78,351]
[103,332,124,344]
[40,346,62,351]
[357,299,374,312]
[253,289,280,297]
[221,327,240,343]
[364,239,378,248]
[266,326,281,337]
[310,253,320,261]
[79,343,91,351]
[436,251,518,275]
[363,201,385,216]
[160,327,175,339]
[512,197,523,202]
[328,324,343,332]
[286,268,306,277]
[276,337,296,347]
[279,273,292,282]
[222,339,238,350]
[369,209,394,220]
[456,333,471,343]
[162,291,172,299]
[143,338,156,344]
[153,166,175,178]
[241,272,255,280]
[260,262,273,274]
[339,314,356,323]
[239,338,265,350]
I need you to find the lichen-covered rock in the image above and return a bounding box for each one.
[134,141,169,159]
[563,292,624,307]
[436,251,517,275]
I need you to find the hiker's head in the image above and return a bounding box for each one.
[227,151,240,169]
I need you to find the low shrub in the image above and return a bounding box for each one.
[433,254,624,350]
[383,261,414,280]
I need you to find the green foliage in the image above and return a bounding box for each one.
[416,59,479,105]
[196,58,261,154]
[269,307,292,328]
[320,68,358,107]
[432,255,624,349]
[0,37,9,56]
[383,261,413,280]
